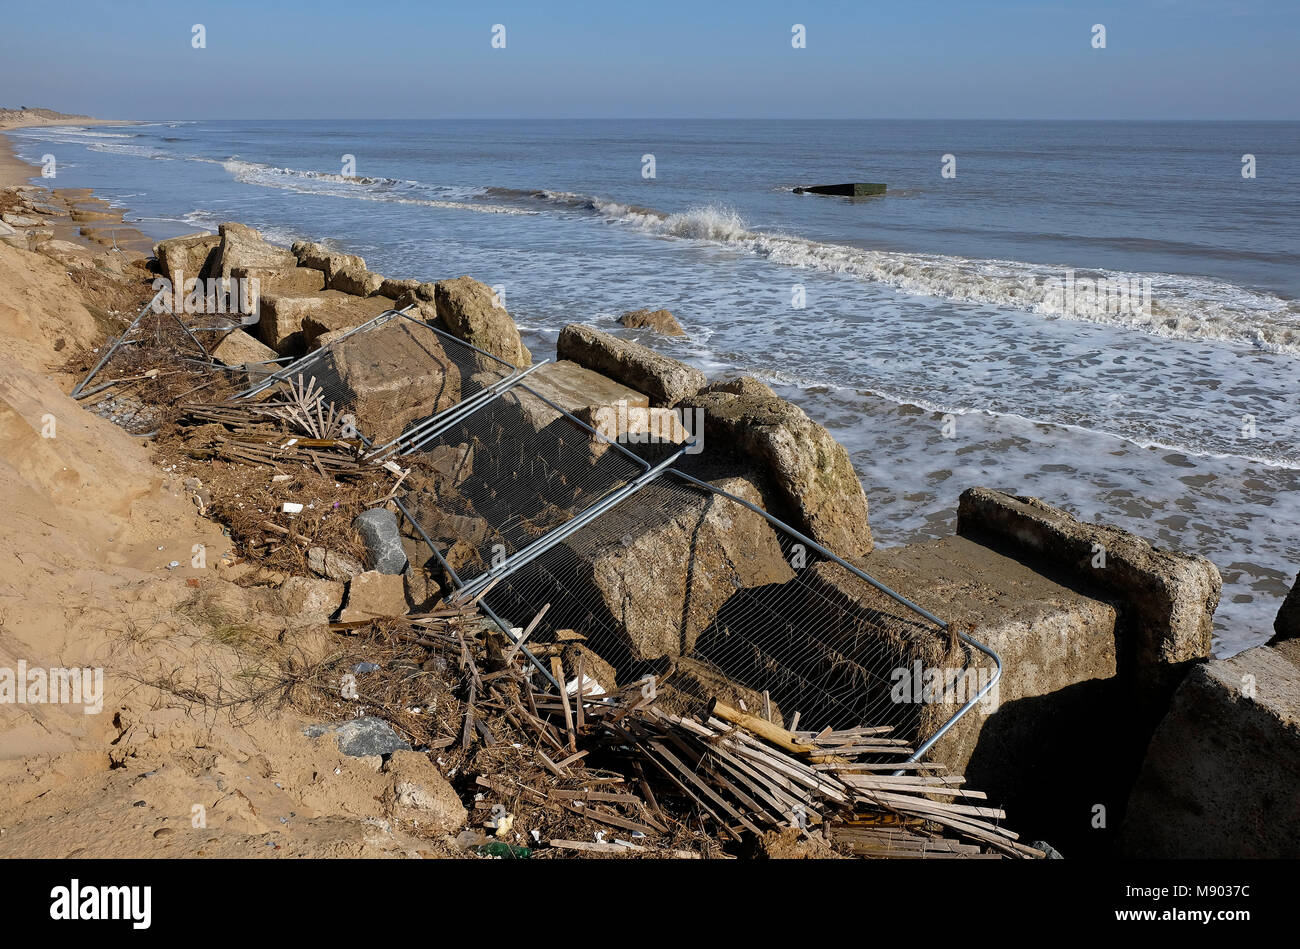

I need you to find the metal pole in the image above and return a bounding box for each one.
[391,495,559,691]
[665,468,1002,761]
[71,288,167,397]
[456,439,697,601]
[369,360,550,460]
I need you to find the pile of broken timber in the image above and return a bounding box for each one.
[597,701,1040,859]
[518,654,1039,858]
[177,399,402,482]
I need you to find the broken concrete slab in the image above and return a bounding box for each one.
[328,262,385,297]
[297,290,396,349]
[277,576,345,626]
[857,534,1123,856]
[553,476,794,664]
[290,240,365,282]
[339,570,408,622]
[211,328,277,367]
[327,317,466,444]
[231,264,324,296]
[214,222,295,279]
[307,546,365,582]
[382,750,467,831]
[434,275,531,367]
[1119,639,1300,858]
[557,323,703,406]
[153,232,219,285]
[957,487,1221,712]
[679,386,872,555]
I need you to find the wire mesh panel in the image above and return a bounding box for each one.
[469,474,977,742]
[238,311,520,448]
[70,292,214,435]
[399,382,653,588]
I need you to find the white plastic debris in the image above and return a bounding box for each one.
[282,502,304,514]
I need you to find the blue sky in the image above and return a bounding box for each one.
[1,0,1297,119]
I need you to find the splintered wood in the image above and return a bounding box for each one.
[393,604,1041,859]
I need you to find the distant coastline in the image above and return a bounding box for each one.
[0,109,138,189]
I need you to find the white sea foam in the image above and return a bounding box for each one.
[571,200,1300,355]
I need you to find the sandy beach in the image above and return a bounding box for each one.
[0,109,137,188]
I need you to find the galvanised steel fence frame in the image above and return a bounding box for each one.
[234,312,1000,754]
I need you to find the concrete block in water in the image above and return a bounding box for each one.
[793,183,887,197]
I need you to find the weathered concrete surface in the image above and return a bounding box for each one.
[211,328,277,367]
[679,385,872,555]
[328,317,464,444]
[254,290,393,355]
[213,222,295,280]
[338,570,408,622]
[859,535,1123,856]
[307,546,364,582]
[328,262,385,297]
[298,291,395,349]
[291,240,365,282]
[546,476,794,665]
[153,232,219,284]
[957,487,1220,712]
[1120,639,1300,857]
[618,308,685,336]
[557,323,704,406]
[1271,571,1300,644]
[434,275,531,367]
[527,360,650,416]
[231,264,324,295]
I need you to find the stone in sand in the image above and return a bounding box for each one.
[557,475,794,662]
[383,751,467,831]
[338,570,408,622]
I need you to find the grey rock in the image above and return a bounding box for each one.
[354,508,408,575]
[332,716,411,758]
